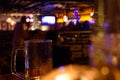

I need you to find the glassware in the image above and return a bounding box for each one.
[89,31,117,80]
[11,40,53,80]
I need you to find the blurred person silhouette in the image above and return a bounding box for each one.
[12,16,29,72]
[82,21,90,30]
[12,16,28,48]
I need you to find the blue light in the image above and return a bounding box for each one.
[42,16,56,25]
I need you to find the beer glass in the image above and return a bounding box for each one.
[11,40,53,80]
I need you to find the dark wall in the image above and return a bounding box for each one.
[0,31,13,74]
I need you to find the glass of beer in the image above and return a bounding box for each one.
[11,40,53,80]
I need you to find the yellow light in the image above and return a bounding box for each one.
[6,18,12,23]
[57,15,68,23]
[112,56,118,66]
[26,18,30,22]
[80,15,92,22]
[40,25,50,31]
[29,18,34,22]
[57,18,64,23]
[63,15,68,22]
[29,14,33,18]
[101,66,109,75]
[11,21,16,25]
[90,12,94,16]
[55,73,71,80]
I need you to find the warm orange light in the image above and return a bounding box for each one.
[80,7,93,15]
[57,15,68,23]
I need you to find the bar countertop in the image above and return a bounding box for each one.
[1,65,120,80]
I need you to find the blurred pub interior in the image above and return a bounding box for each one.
[0,0,109,74]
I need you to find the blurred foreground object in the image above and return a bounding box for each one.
[41,64,100,80]
[11,40,53,80]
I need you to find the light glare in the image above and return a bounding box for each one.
[55,73,70,80]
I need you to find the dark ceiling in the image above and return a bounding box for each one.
[0,0,94,13]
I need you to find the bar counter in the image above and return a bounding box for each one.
[0,65,120,80]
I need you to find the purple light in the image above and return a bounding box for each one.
[74,9,78,13]
[89,19,95,24]
[89,45,94,50]
[74,9,80,21]
[106,54,112,64]
[104,23,110,28]
[59,66,65,72]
